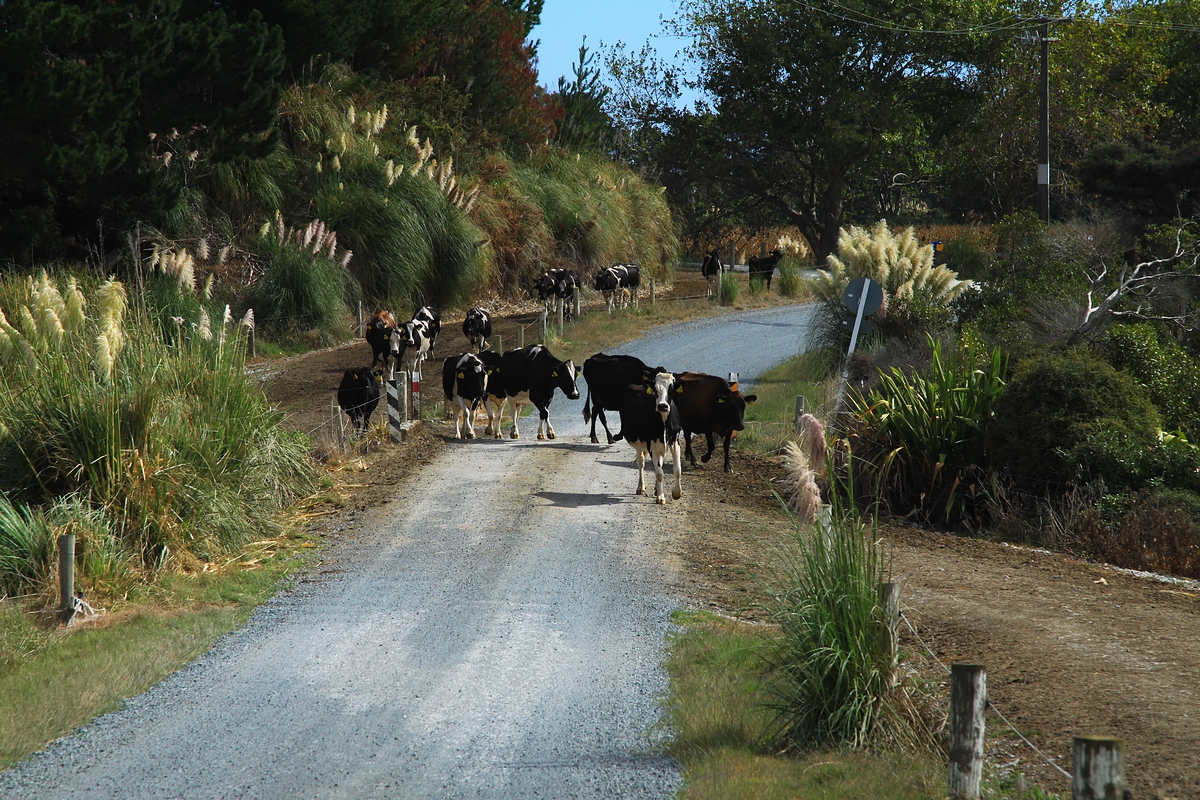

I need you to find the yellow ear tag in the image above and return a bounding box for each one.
[645,385,653,395]
[457,371,465,379]
[552,370,558,377]
[675,386,683,393]
[718,397,725,403]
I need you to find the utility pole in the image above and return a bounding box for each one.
[1037,17,1052,223]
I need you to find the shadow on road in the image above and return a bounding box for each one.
[535,491,625,508]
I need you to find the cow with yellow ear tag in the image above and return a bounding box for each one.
[499,345,579,440]
[441,352,488,439]
[611,371,683,504]
[672,372,758,473]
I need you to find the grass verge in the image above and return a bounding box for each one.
[0,526,321,769]
[739,352,833,455]
[667,610,943,799]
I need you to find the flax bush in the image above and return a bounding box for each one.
[847,338,1007,525]
[0,273,316,596]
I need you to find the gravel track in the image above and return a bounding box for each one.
[0,305,813,799]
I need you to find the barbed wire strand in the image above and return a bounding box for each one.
[900,609,1073,780]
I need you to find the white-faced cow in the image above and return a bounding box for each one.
[441,353,488,439]
[462,307,492,351]
[747,249,784,290]
[612,371,683,504]
[581,352,667,444]
[392,318,433,377]
[413,306,441,356]
[501,345,579,440]
[673,372,758,473]
[701,249,723,297]
[594,264,640,311]
[337,367,381,434]
[365,310,399,378]
[477,350,507,438]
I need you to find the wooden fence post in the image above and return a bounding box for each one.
[517,325,524,350]
[539,310,547,342]
[729,241,736,269]
[58,534,75,622]
[573,286,581,319]
[650,278,656,305]
[247,324,256,360]
[557,296,564,334]
[760,242,768,259]
[1073,737,1126,800]
[793,395,806,433]
[495,334,502,354]
[357,300,364,338]
[333,395,345,443]
[949,664,987,800]
[879,582,900,684]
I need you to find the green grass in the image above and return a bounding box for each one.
[739,352,832,455]
[0,534,318,768]
[667,610,943,799]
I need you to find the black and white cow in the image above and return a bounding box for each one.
[581,352,667,444]
[462,307,492,351]
[554,269,582,319]
[594,264,641,311]
[500,345,580,440]
[612,371,683,504]
[441,353,488,439]
[477,349,507,438]
[413,306,440,356]
[365,310,399,378]
[337,367,381,434]
[701,249,723,297]
[392,318,433,376]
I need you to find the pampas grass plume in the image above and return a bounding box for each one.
[796,413,827,477]
[782,441,822,524]
[241,308,255,330]
[203,274,214,302]
[65,277,86,331]
[199,309,212,341]
[95,333,114,380]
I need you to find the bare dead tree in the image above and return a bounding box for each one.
[1068,219,1200,344]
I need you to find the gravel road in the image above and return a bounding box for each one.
[0,304,814,799]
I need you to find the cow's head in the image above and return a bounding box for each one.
[716,386,757,432]
[388,327,404,357]
[536,272,557,300]
[593,268,618,293]
[550,359,580,400]
[454,353,487,398]
[645,371,676,417]
[402,320,427,348]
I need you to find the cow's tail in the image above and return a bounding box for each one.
[582,386,592,423]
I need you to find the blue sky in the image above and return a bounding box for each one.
[531,0,687,90]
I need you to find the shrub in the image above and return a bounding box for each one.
[718,271,739,305]
[1103,323,1200,441]
[0,273,317,588]
[0,494,53,598]
[847,339,1007,524]
[748,275,766,297]
[776,261,803,297]
[1069,496,1200,578]
[250,217,356,339]
[990,348,1161,490]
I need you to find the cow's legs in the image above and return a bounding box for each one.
[486,397,505,438]
[700,432,717,463]
[597,408,614,444]
[650,441,667,503]
[509,401,523,439]
[723,432,734,473]
[672,440,683,499]
[684,430,697,467]
[536,405,554,440]
[635,447,647,495]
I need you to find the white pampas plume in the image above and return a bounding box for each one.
[385,159,395,185]
[259,222,271,239]
[241,308,255,330]
[40,306,65,348]
[198,309,212,340]
[325,232,337,258]
[332,155,341,173]
[275,211,286,245]
[303,221,315,248]
[339,182,344,191]
[339,250,353,268]
[187,150,199,164]
[150,245,162,269]
[316,156,323,174]
[0,326,12,364]
[18,305,39,341]
[198,237,210,262]
[203,273,213,302]
[97,279,127,359]
[347,104,356,125]
[781,442,821,524]
[178,252,196,294]
[406,125,419,148]
[375,104,388,133]
[218,245,230,265]
[95,333,114,380]
[172,316,185,327]
[219,304,232,345]
[64,277,86,332]
[795,413,827,478]
[162,152,173,167]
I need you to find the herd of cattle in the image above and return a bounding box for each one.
[700,248,786,295]
[336,285,758,503]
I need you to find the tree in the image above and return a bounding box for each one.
[552,39,615,153]
[648,0,1002,261]
[0,0,285,262]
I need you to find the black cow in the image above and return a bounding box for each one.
[477,350,507,438]
[365,310,399,378]
[581,352,667,444]
[501,345,580,440]
[700,249,723,297]
[747,249,784,290]
[337,367,381,434]
[462,307,492,351]
[612,372,683,504]
[442,353,488,439]
[673,372,757,473]
[413,306,440,356]
[594,264,641,311]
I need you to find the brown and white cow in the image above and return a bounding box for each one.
[672,372,757,473]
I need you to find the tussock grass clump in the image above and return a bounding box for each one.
[763,481,920,753]
[718,271,739,305]
[776,261,804,297]
[0,272,316,599]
